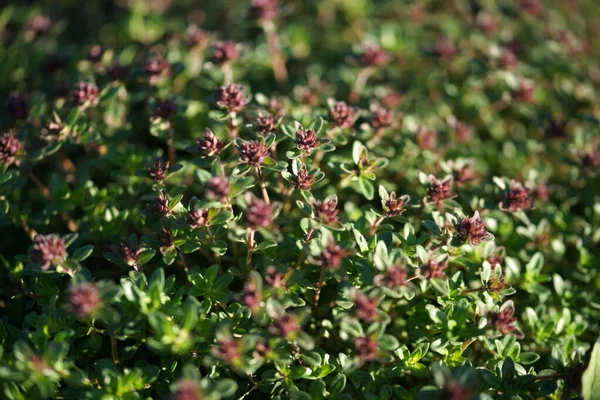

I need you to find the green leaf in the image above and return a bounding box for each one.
[378,334,400,351]
[138,249,156,266]
[214,379,238,397]
[519,352,540,365]
[422,220,442,236]
[256,240,278,252]
[358,178,374,200]
[330,374,347,395]
[162,247,177,266]
[583,341,600,400]
[307,116,324,134]
[352,228,369,253]
[302,351,322,366]
[71,245,94,262]
[210,240,228,256]
[0,172,12,185]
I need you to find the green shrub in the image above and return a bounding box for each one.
[1,1,600,399]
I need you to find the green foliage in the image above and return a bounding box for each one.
[1,0,600,399]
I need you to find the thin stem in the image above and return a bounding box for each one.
[223,62,233,85]
[246,229,255,274]
[261,20,288,83]
[111,336,119,365]
[430,241,446,252]
[228,112,239,139]
[167,127,176,165]
[305,228,315,242]
[369,216,385,236]
[312,264,328,315]
[294,252,306,270]
[177,249,190,278]
[256,167,270,204]
[349,67,373,104]
[207,226,223,272]
[461,337,476,353]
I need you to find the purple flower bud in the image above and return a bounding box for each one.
[452,163,478,186]
[421,257,447,280]
[211,41,239,65]
[269,314,300,338]
[265,266,285,289]
[238,140,268,167]
[427,175,456,205]
[370,105,394,130]
[434,37,456,60]
[0,130,22,166]
[215,83,246,113]
[515,79,535,103]
[489,303,518,335]
[24,15,52,38]
[416,127,437,150]
[144,56,171,85]
[476,13,497,35]
[187,208,209,229]
[383,192,409,217]
[442,381,473,400]
[582,149,600,168]
[354,336,378,361]
[30,234,67,270]
[329,101,356,129]
[245,198,273,229]
[147,159,170,182]
[213,337,241,365]
[171,380,204,400]
[291,168,316,191]
[521,0,542,16]
[6,92,28,120]
[41,121,65,143]
[499,49,518,70]
[501,180,534,212]
[353,291,378,322]
[320,240,343,268]
[87,45,104,63]
[313,198,339,225]
[70,81,99,108]
[255,113,276,134]
[107,62,129,81]
[295,128,320,154]
[545,119,567,139]
[487,275,509,293]
[206,176,230,202]
[487,253,503,268]
[253,342,271,359]
[457,211,492,246]
[196,129,224,158]
[152,99,177,121]
[241,281,261,312]
[381,91,403,109]
[119,238,142,268]
[151,190,170,217]
[250,0,279,21]
[452,121,474,143]
[185,25,209,48]
[158,227,173,248]
[359,44,389,67]
[374,265,408,288]
[66,283,101,318]
[268,96,286,117]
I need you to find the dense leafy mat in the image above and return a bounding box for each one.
[1,1,600,399]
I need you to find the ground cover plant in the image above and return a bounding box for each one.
[1,0,600,398]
